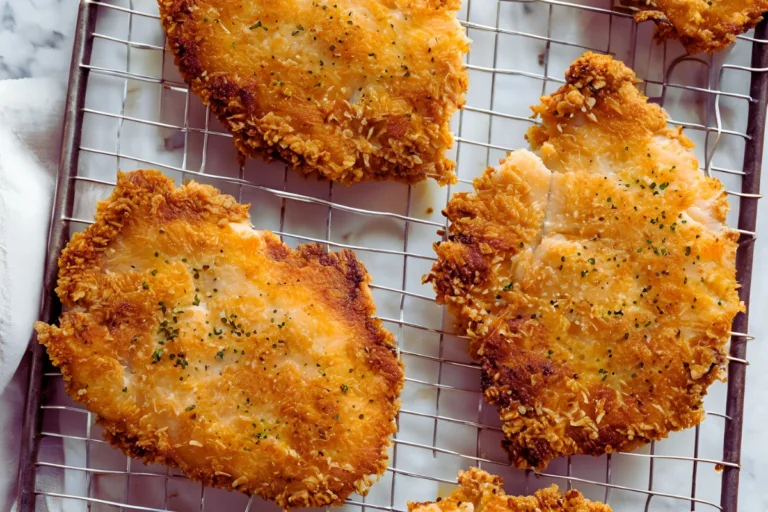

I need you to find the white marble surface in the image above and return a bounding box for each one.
[2,0,768,511]
[0,0,76,79]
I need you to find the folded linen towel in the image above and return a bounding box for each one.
[0,77,65,511]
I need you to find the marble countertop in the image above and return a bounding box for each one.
[2,0,767,510]
[0,0,76,79]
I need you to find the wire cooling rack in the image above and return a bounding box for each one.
[16,0,767,510]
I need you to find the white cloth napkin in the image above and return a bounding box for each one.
[0,77,66,512]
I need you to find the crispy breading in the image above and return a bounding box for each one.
[157,0,469,185]
[630,0,768,53]
[425,53,742,470]
[34,170,404,508]
[407,467,611,512]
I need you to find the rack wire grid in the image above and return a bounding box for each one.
[16,0,767,511]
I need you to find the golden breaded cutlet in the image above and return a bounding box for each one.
[425,53,742,469]
[34,170,405,508]
[631,0,768,53]
[158,0,469,185]
[408,467,612,512]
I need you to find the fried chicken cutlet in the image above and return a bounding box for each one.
[158,0,469,185]
[630,0,768,53]
[34,170,405,508]
[425,53,742,469]
[407,467,611,512]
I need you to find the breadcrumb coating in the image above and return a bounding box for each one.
[158,0,469,185]
[631,0,768,53]
[408,467,612,511]
[425,53,742,469]
[35,170,404,508]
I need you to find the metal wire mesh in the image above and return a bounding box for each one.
[21,0,766,510]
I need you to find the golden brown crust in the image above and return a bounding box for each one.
[407,467,612,511]
[35,170,405,508]
[425,53,742,470]
[630,0,768,53]
[158,0,469,185]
